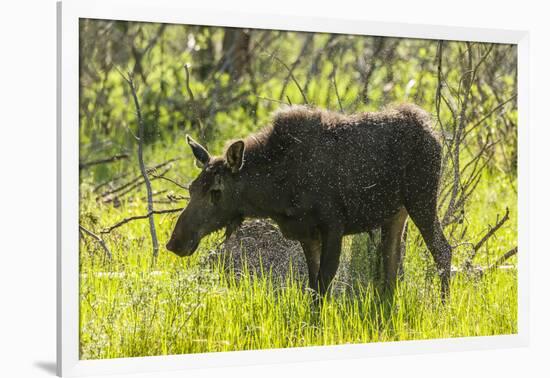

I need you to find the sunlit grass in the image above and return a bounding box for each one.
[79,167,517,359]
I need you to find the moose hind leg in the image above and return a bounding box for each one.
[413,217,452,302]
[300,239,321,291]
[404,188,452,302]
[380,207,408,294]
[402,140,452,302]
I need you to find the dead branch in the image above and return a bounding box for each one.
[79,224,112,259]
[166,193,189,202]
[278,34,313,101]
[79,153,129,170]
[96,158,179,196]
[461,207,511,271]
[443,42,474,226]
[256,95,290,106]
[120,70,160,258]
[464,94,517,135]
[304,35,339,95]
[140,189,169,201]
[331,68,344,112]
[93,170,132,193]
[149,171,189,190]
[266,51,308,104]
[473,207,510,253]
[358,37,386,104]
[100,166,172,203]
[485,246,518,274]
[100,207,184,234]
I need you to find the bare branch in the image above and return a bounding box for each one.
[79,153,129,170]
[465,94,517,135]
[485,246,518,273]
[459,207,510,272]
[331,68,344,112]
[473,207,510,253]
[100,166,172,203]
[149,171,189,190]
[79,225,112,259]
[265,51,308,104]
[256,95,290,106]
[120,70,160,258]
[100,207,184,234]
[96,158,180,196]
[278,34,314,101]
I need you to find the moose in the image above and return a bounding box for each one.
[166,104,452,301]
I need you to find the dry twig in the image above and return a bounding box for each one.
[79,153,129,170]
[101,207,184,234]
[485,246,518,274]
[79,224,112,259]
[462,207,511,270]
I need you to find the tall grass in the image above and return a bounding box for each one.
[79,167,517,359]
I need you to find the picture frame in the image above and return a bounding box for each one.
[57,0,530,376]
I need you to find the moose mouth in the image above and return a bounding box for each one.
[165,235,199,257]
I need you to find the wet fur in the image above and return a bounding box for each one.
[230,104,451,298]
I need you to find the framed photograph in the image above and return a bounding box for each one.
[57,0,529,376]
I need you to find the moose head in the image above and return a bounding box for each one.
[165,135,245,256]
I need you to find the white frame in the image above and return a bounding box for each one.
[57,0,530,376]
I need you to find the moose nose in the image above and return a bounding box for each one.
[165,238,181,253]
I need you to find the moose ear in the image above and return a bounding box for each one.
[186,135,210,167]
[225,140,245,173]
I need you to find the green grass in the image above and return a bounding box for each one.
[79,166,517,360]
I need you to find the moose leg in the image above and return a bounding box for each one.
[402,134,452,302]
[318,229,344,296]
[380,207,408,294]
[404,184,452,302]
[417,219,452,302]
[300,239,321,291]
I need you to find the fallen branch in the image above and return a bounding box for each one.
[79,153,129,170]
[93,170,132,193]
[485,246,518,274]
[100,207,184,234]
[79,224,112,259]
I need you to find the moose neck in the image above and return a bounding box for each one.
[233,135,290,220]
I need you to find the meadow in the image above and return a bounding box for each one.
[78,20,518,359]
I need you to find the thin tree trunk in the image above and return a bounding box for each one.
[123,71,160,259]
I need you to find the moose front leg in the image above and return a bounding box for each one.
[300,239,321,291]
[318,228,344,296]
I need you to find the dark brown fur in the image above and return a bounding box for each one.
[167,104,452,300]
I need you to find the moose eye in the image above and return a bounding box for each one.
[210,189,221,204]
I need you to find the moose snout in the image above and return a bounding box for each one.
[165,238,183,254]
[165,232,200,257]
